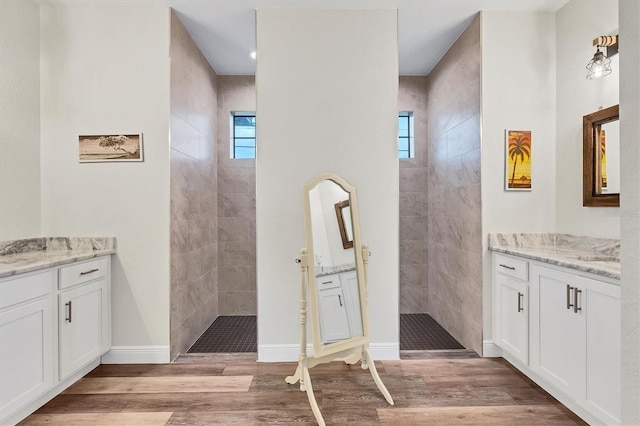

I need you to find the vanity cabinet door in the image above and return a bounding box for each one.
[341,271,363,338]
[58,278,109,380]
[581,275,620,424]
[0,271,55,422]
[530,265,586,398]
[495,274,528,365]
[318,286,351,344]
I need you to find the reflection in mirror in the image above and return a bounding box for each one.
[335,200,353,249]
[583,104,620,207]
[308,180,363,346]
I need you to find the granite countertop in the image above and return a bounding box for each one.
[488,233,620,281]
[315,263,357,277]
[0,237,116,279]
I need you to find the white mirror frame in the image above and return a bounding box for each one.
[302,172,370,358]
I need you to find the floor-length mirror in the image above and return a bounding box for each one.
[287,172,393,426]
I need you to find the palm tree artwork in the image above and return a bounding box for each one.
[506,130,531,190]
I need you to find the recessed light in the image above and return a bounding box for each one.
[250,51,256,60]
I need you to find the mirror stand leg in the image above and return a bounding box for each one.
[285,364,303,389]
[302,366,325,426]
[364,348,394,406]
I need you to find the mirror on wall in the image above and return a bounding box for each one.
[307,179,363,347]
[583,104,620,207]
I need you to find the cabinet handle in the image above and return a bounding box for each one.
[80,268,99,276]
[517,292,524,312]
[338,295,343,307]
[566,284,574,310]
[65,301,72,323]
[322,281,332,285]
[574,287,582,313]
[499,264,516,271]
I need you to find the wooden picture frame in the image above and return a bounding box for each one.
[79,134,143,162]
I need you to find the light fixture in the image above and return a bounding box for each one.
[250,50,256,60]
[586,35,618,80]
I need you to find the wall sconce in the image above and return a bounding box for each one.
[586,35,618,80]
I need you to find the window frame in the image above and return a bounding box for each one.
[398,111,414,159]
[231,112,256,159]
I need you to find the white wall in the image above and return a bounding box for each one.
[40,3,171,358]
[556,0,619,237]
[619,1,640,423]
[481,11,557,342]
[0,0,41,240]
[256,9,399,361]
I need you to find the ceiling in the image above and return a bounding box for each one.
[165,0,569,76]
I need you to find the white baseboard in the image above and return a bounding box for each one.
[482,340,503,358]
[258,342,399,362]
[101,346,170,364]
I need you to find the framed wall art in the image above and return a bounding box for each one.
[79,134,143,162]
[505,130,531,191]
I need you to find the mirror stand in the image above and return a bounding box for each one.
[286,245,393,426]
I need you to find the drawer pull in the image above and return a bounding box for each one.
[65,301,72,323]
[566,284,574,310]
[517,292,524,312]
[80,268,99,276]
[574,287,582,313]
[322,281,332,285]
[499,264,516,271]
[338,295,343,307]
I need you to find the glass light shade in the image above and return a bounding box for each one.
[586,48,612,79]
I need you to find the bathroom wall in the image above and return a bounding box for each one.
[0,0,41,241]
[556,0,619,237]
[40,3,172,361]
[398,76,429,313]
[425,15,482,354]
[169,11,219,359]
[619,1,640,423]
[216,76,257,315]
[256,9,399,361]
[481,11,557,347]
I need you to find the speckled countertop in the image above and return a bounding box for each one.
[315,264,356,277]
[488,233,620,281]
[0,237,116,279]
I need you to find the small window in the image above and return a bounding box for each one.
[231,112,256,159]
[398,112,414,159]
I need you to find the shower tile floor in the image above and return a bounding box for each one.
[187,314,463,353]
[400,313,464,350]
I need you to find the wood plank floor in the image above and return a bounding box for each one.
[19,353,586,425]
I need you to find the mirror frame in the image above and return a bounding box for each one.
[583,104,620,207]
[302,172,370,359]
[334,199,354,249]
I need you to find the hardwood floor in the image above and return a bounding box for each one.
[19,353,586,425]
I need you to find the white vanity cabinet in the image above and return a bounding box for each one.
[58,257,111,380]
[317,270,362,344]
[0,255,111,425]
[492,252,620,425]
[530,264,620,425]
[493,254,529,365]
[0,271,55,421]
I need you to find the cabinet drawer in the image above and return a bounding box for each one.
[317,275,341,290]
[59,257,108,290]
[495,254,528,281]
[0,271,53,310]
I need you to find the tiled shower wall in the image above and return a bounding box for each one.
[425,15,483,354]
[169,11,219,360]
[399,77,429,313]
[216,76,257,315]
